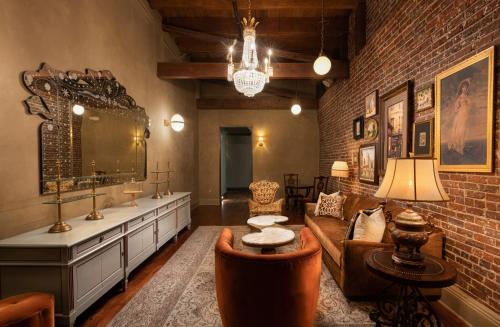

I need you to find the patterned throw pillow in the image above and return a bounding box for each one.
[317,194,346,219]
[314,192,339,216]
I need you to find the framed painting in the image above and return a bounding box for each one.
[435,47,494,172]
[365,118,378,141]
[412,119,433,157]
[365,90,378,118]
[380,81,413,173]
[353,116,364,140]
[416,84,434,112]
[359,144,378,185]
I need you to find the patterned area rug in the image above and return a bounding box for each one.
[108,226,374,327]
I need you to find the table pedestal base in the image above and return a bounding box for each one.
[370,283,440,327]
[261,248,276,254]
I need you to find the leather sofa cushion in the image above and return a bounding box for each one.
[305,215,347,266]
[342,195,380,221]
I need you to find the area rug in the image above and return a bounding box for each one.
[108,226,374,327]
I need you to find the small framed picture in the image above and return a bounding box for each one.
[353,116,364,140]
[365,90,378,118]
[364,118,379,141]
[359,143,378,185]
[416,84,434,112]
[412,119,433,157]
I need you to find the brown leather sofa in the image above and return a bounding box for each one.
[305,194,444,299]
[215,227,321,327]
[0,292,54,327]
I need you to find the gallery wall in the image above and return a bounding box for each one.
[0,0,198,238]
[319,0,499,314]
[199,110,319,204]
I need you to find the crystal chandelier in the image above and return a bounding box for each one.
[227,0,272,97]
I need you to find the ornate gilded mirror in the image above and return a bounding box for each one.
[23,63,150,194]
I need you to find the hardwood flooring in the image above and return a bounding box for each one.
[76,191,467,327]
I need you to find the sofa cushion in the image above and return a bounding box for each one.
[305,215,348,266]
[314,191,339,216]
[342,195,380,221]
[317,194,346,218]
[353,208,386,242]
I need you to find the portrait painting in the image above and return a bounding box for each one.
[416,85,434,112]
[359,144,378,185]
[364,118,378,141]
[413,119,433,157]
[435,47,494,172]
[365,90,378,118]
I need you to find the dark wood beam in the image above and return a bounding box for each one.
[197,97,318,110]
[163,25,317,62]
[157,62,349,80]
[204,80,316,99]
[151,0,358,10]
[230,0,243,41]
[164,17,349,38]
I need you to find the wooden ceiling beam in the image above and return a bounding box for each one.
[196,97,318,110]
[150,0,358,10]
[163,25,317,62]
[204,80,316,99]
[157,62,349,80]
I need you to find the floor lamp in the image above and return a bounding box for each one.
[331,161,349,193]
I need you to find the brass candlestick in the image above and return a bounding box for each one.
[150,161,167,199]
[164,161,175,197]
[86,160,104,220]
[48,160,72,233]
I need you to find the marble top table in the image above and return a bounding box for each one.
[247,215,288,229]
[242,227,295,254]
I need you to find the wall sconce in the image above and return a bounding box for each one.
[164,113,184,132]
[257,136,264,147]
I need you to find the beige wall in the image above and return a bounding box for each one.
[0,0,198,238]
[198,110,319,204]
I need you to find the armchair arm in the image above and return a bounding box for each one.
[0,292,55,327]
[305,203,316,217]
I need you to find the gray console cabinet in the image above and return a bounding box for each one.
[0,192,191,326]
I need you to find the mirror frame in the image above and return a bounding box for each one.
[22,63,150,194]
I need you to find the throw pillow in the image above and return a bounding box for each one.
[314,191,340,216]
[317,194,346,219]
[353,207,386,242]
[344,211,361,240]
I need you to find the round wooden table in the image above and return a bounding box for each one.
[365,249,457,327]
[242,227,295,254]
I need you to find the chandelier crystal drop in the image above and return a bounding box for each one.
[227,0,272,97]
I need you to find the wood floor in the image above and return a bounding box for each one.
[76,191,467,327]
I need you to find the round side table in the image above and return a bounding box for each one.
[365,249,457,327]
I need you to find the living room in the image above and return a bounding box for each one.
[0,1,498,326]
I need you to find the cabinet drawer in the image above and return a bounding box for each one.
[76,237,100,255]
[158,202,176,214]
[74,226,123,257]
[176,196,190,206]
[103,226,122,241]
[128,210,155,228]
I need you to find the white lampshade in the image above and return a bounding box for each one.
[291,103,302,115]
[313,55,332,75]
[72,104,85,115]
[170,114,184,132]
[331,161,349,178]
[375,158,449,202]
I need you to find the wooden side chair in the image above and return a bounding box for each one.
[300,176,330,211]
[283,173,300,209]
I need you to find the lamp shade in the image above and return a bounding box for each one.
[331,161,349,178]
[375,158,449,202]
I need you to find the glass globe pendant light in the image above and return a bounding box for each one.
[313,0,332,76]
[290,81,302,115]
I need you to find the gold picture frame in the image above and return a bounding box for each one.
[435,46,494,172]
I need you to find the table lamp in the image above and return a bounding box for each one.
[331,161,349,192]
[374,158,449,267]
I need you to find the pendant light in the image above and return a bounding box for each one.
[313,0,331,76]
[291,81,302,115]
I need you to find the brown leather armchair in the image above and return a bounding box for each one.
[0,292,54,327]
[248,180,283,217]
[215,227,322,327]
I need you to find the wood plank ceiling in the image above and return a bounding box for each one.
[148,0,358,109]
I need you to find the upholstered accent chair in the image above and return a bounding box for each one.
[248,180,283,217]
[215,227,322,327]
[0,292,55,327]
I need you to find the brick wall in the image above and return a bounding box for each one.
[319,0,500,313]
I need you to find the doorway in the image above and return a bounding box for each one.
[220,127,253,201]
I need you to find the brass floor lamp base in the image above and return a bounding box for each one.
[86,211,104,220]
[48,221,72,233]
